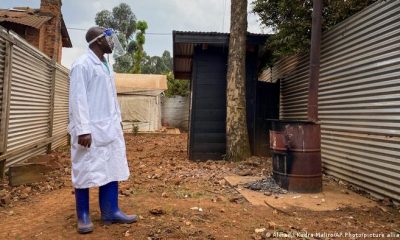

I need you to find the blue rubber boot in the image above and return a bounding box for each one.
[99,181,138,225]
[75,188,94,234]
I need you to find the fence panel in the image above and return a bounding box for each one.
[5,44,52,167]
[0,27,70,170]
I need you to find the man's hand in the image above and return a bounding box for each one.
[78,134,92,148]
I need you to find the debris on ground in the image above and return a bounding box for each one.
[243,176,288,195]
[0,134,399,239]
[149,207,166,216]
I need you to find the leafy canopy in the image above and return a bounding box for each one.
[95,3,147,73]
[95,3,188,96]
[95,3,136,40]
[252,0,378,60]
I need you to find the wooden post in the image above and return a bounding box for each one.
[0,40,13,177]
[47,61,57,153]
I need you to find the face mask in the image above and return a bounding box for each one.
[88,28,126,59]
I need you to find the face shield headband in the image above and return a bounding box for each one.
[88,28,126,59]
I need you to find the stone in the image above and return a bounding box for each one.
[149,208,166,216]
[19,193,29,200]
[216,196,226,202]
[0,189,8,198]
[255,228,266,233]
[8,163,49,186]
[237,170,252,176]
[0,194,11,205]
[268,221,277,229]
[22,187,32,194]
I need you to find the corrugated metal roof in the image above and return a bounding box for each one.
[115,74,168,94]
[258,68,272,82]
[172,31,269,80]
[0,9,52,29]
[0,8,72,48]
[173,30,267,38]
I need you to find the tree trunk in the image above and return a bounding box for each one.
[226,0,251,161]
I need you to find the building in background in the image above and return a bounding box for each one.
[173,31,278,160]
[115,74,167,133]
[0,0,71,63]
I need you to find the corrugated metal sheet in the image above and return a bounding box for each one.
[277,55,310,120]
[0,37,5,125]
[269,0,400,201]
[0,26,70,170]
[173,43,193,79]
[173,31,268,80]
[51,66,69,150]
[6,44,52,167]
[258,68,272,82]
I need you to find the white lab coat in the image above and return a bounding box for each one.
[68,49,130,189]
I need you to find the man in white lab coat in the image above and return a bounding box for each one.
[69,26,137,234]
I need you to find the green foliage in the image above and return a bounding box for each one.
[141,50,172,74]
[252,0,378,61]
[95,3,148,73]
[95,3,136,40]
[140,51,188,97]
[112,54,133,73]
[131,20,148,73]
[165,72,190,97]
[136,21,148,35]
[126,40,137,54]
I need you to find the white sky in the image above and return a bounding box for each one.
[1,0,270,68]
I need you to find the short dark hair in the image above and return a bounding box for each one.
[85,26,105,43]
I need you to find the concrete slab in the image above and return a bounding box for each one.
[225,175,378,211]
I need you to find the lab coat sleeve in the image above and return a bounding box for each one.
[69,64,91,136]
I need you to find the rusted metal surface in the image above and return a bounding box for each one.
[270,120,322,193]
[270,120,320,152]
[307,0,322,122]
[0,9,52,29]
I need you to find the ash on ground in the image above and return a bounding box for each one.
[244,176,288,195]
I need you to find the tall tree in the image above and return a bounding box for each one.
[141,50,172,74]
[226,0,251,161]
[95,3,147,73]
[95,3,136,40]
[131,20,148,73]
[252,0,378,60]
[140,50,188,96]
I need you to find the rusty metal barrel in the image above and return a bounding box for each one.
[269,120,322,193]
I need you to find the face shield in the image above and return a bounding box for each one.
[88,28,126,59]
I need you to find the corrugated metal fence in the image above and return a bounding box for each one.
[263,0,400,201]
[0,26,69,170]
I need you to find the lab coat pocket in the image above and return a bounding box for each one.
[91,118,118,147]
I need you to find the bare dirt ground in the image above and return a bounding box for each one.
[0,133,399,240]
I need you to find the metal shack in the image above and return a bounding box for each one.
[173,31,279,160]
